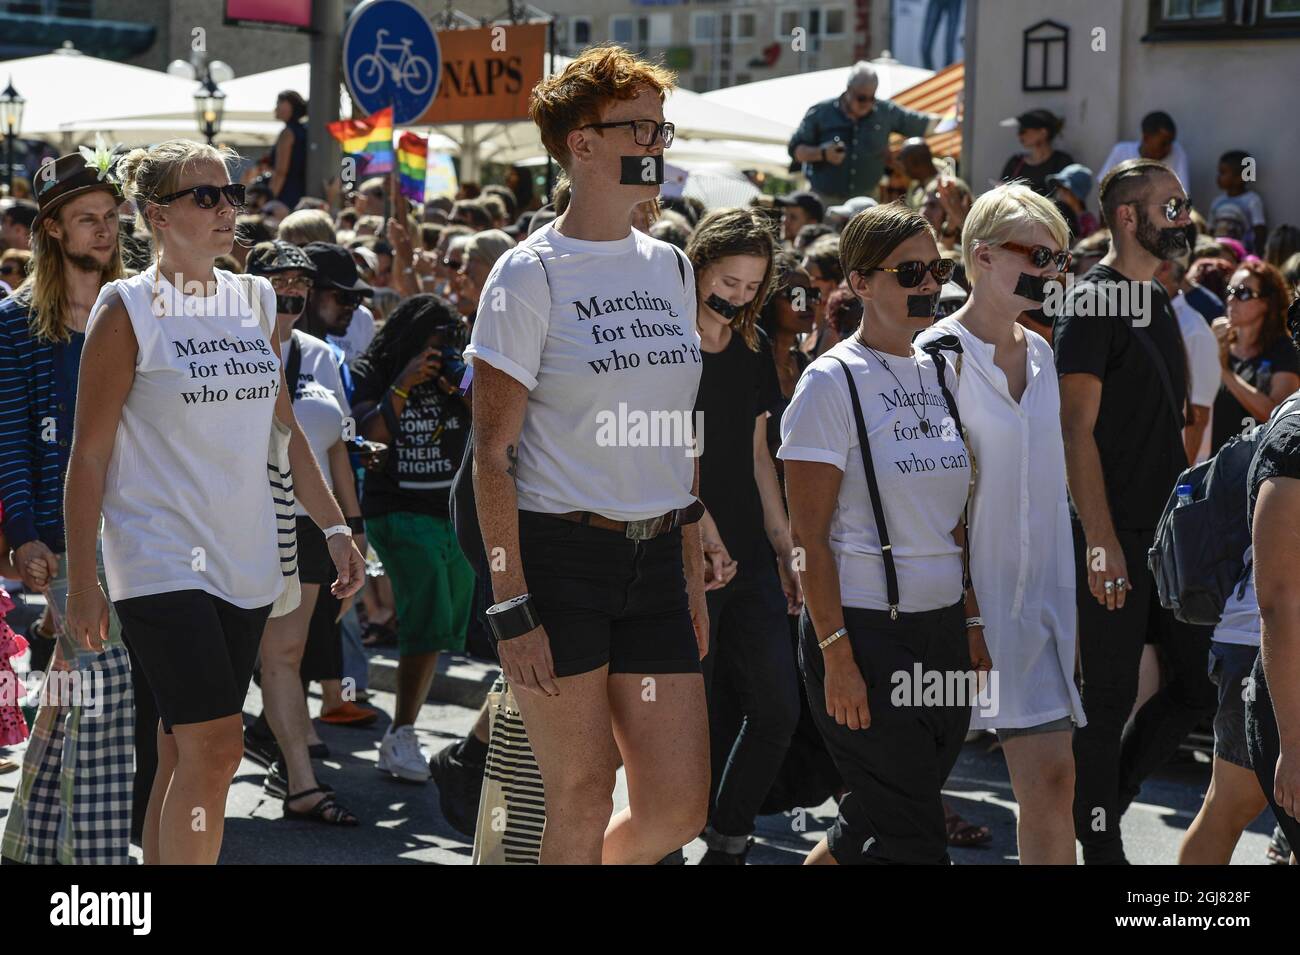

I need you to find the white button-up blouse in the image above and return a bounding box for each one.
[917,318,1086,731]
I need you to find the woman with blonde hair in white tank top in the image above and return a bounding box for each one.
[62,140,366,865]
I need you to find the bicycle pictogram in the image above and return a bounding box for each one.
[352,28,435,98]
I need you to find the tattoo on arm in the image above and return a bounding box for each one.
[506,444,519,481]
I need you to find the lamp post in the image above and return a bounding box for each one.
[194,73,225,145]
[0,77,25,197]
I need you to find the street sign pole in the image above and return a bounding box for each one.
[308,0,344,202]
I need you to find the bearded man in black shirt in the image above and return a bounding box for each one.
[1053,158,1217,865]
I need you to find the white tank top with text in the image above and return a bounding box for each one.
[90,266,284,608]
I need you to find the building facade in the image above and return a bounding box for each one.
[963,0,1300,227]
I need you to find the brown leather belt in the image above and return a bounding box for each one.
[551,499,706,540]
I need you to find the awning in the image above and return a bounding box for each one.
[890,61,964,162]
[0,15,154,61]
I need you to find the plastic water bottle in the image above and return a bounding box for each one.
[1175,483,1194,507]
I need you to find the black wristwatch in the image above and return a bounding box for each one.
[486,593,542,641]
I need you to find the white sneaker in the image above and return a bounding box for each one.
[377,725,430,782]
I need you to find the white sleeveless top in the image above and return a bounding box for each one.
[90,265,285,608]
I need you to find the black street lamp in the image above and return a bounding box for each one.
[0,77,25,197]
[194,74,225,145]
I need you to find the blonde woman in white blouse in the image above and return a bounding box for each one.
[916,183,1085,864]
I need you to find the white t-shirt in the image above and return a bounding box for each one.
[285,329,351,517]
[1214,546,1260,647]
[328,304,375,365]
[465,224,702,521]
[1210,192,1266,228]
[778,334,970,613]
[91,266,283,608]
[1099,140,1191,191]
[1173,292,1222,410]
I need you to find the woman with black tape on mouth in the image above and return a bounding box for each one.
[688,208,803,863]
[916,182,1083,864]
[463,46,710,864]
[779,203,987,865]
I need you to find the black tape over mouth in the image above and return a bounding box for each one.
[907,292,939,318]
[1014,272,1050,303]
[276,294,305,315]
[705,293,743,320]
[620,154,665,185]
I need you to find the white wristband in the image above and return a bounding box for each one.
[965,616,984,630]
[322,524,352,540]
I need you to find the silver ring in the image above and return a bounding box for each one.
[1103,580,1115,592]
[1115,577,1128,589]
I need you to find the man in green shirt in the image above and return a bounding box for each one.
[788,62,940,205]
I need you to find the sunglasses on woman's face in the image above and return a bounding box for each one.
[869,257,955,288]
[1001,241,1072,273]
[781,285,822,304]
[1225,284,1263,302]
[153,183,246,210]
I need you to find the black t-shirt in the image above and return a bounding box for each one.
[1248,395,1300,526]
[1052,263,1188,531]
[767,346,811,482]
[1211,337,1300,455]
[695,328,783,565]
[1000,149,1074,196]
[351,364,470,519]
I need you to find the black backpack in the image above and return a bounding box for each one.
[450,242,689,573]
[1149,392,1300,625]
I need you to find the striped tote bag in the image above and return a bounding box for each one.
[241,274,301,618]
[472,676,544,864]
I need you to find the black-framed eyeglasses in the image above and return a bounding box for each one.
[866,258,955,288]
[153,183,246,210]
[1225,284,1262,302]
[579,119,675,148]
[1001,241,1072,274]
[330,289,364,308]
[781,285,822,305]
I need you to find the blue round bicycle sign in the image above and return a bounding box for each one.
[343,0,441,124]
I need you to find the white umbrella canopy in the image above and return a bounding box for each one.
[2,46,198,140]
[701,60,934,132]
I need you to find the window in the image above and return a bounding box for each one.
[776,6,841,41]
[735,13,756,40]
[571,16,591,46]
[1147,0,1300,38]
[611,13,670,50]
[1022,19,1069,91]
[692,12,715,44]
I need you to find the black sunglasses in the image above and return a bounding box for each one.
[1126,196,1192,223]
[1001,241,1072,273]
[442,257,464,269]
[330,289,364,308]
[153,183,246,210]
[0,264,23,277]
[1224,284,1262,302]
[867,258,955,288]
[579,119,675,148]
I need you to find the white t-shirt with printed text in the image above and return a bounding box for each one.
[285,329,352,517]
[778,334,970,613]
[465,224,702,521]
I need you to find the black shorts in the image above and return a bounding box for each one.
[798,601,970,865]
[295,516,334,586]
[516,509,700,678]
[1209,640,1257,769]
[114,589,271,733]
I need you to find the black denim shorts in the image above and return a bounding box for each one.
[516,510,701,678]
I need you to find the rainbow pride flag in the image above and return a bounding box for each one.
[396,132,427,203]
[327,106,394,175]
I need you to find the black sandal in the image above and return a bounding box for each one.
[283,787,359,827]
[360,622,398,647]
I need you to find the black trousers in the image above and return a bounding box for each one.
[1070,522,1217,864]
[700,545,800,841]
[1246,654,1300,851]
[799,601,970,865]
